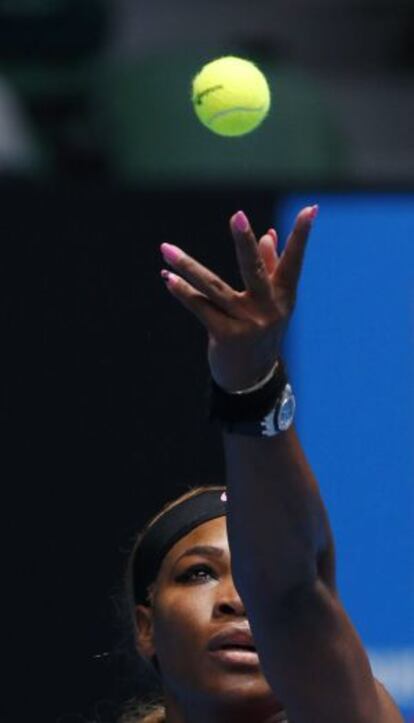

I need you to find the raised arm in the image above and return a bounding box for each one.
[160,207,402,723]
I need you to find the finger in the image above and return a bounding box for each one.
[230,211,271,298]
[258,231,279,275]
[160,243,240,317]
[161,270,225,330]
[267,228,278,250]
[275,205,318,290]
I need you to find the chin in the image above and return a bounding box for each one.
[205,670,275,703]
[205,681,283,720]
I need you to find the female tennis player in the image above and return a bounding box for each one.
[124,206,403,722]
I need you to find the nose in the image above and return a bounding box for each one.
[213,579,246,618]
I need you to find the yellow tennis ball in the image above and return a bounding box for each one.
[192,56,271,137]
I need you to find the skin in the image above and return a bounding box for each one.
[135,516,286,723]
[154,207,403,722]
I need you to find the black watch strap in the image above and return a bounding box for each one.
[209,360,294,436]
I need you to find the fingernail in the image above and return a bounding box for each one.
[161,243,181,264]
[233,210,249,233]
[267,228,277,243]
[161,269,177,286]
[308,205,319,222]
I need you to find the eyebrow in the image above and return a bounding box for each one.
[175,545,224,564]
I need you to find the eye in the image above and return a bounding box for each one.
[176,564,217,584]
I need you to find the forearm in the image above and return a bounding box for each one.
[223,425,336,602]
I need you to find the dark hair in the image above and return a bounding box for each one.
[118,698,165,723]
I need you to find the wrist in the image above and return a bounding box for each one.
[209,358,296,437]
[227,360,280,396]
[210,348,282,395]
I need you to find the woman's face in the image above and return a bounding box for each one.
[135,516,283,717]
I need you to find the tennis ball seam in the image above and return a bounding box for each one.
[208,104,267,125]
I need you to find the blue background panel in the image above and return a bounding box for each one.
[279,193,414,720]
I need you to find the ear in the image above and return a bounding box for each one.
[135,604,156,659]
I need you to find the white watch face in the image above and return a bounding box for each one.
[277,384,296,431]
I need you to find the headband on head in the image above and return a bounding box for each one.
[132,489,227,605]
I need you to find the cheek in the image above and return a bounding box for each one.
[152,588,213,679]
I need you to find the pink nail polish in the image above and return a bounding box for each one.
[161,243,181,264]
[308,205,319,222]
[234,211,249,233]
[161,269,178,286]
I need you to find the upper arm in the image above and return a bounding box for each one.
[248,579,403,723]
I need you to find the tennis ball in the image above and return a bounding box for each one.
[192,56,271,137]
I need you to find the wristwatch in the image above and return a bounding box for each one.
[210,359,296,437]
[227,382,296,437]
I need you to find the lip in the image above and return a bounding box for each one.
[207,626,259,667]
[209,647,260,667]
[208,626,256,652]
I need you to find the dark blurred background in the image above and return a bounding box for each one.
[0,1,413,721]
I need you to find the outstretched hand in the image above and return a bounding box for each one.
[160,205,318,391]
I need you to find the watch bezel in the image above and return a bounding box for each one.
[277,384,296,432]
